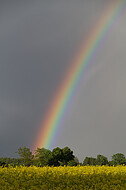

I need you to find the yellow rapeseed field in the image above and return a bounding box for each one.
[1,165,126,189]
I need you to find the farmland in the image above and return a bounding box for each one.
[1,165,126,189]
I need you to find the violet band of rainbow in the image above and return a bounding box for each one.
[33,0,125,151]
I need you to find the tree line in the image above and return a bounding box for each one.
[0,146,126,167]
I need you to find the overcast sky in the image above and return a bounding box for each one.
[0,0,126,162]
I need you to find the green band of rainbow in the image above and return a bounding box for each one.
[33,0,125,151]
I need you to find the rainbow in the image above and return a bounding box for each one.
[33,0,125,151]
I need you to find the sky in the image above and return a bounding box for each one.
[0,0,126,162]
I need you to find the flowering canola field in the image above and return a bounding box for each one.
[1,165,126,189]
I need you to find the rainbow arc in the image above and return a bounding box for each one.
[33,0,125,151]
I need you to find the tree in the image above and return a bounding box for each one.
[52,147,63,166]
[0,157,24,166]
[17,146,34,166]
[62,147,75,165]
[83,157,90,165]
[35,146,75,166]
[67,156,79,166]
[67,160,77,166]
[83,157,97,166]
[74,157,79,165]
[111,153,126,166]
[96,155,108,166]
[109,160,117,166]
[35,148,53,166]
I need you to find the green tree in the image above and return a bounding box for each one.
[35,148,53,166]
[96,154,108,166]
[83,157,97,166]
[83,157,89,165]
[52,147,63,166]
[109,160,117,166]
[67,157,79,166]
[0,157,23,166]
[67,159,77,166]
[62,147,75,165]
[74,157,79,165]
[111,153,126,166]
[17,146,34,166]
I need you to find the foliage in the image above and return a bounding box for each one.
[16,146,34,166]
[109,160,117,166]
[74,156,79,164]
[83,157,97,166]
[67,159,77,166]
[35,146,75,167]
[111,153,126,166]
[1,165,126,189]
[51,147,63,166]
[83,155,108,166]
[62,147,75,165]
[0,158,23,166]
[96,154,108,166]
[2,146,126,168]
[35,148,53,166]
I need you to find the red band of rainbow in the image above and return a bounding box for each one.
[33,0,125,151]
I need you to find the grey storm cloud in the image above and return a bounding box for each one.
[0,0,126,162]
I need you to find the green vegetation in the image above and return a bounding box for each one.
[1,165,126,189]
[1,146,126,167]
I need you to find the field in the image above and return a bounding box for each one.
[1,165,126,189]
